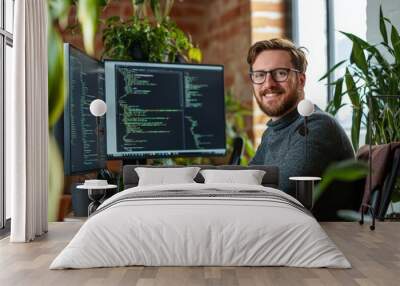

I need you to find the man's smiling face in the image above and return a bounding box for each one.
[251,50,306,121]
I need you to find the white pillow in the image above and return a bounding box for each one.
[135,167,201,186]
[200,169,266,185]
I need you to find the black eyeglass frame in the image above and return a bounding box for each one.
[249,68,301,84]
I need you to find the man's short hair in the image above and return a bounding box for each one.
[247,38,308,73]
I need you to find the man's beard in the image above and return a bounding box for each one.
[255,87,300,118]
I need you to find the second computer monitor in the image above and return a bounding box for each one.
[104,61,226,159]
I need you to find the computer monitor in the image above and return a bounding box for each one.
[104,61,226,160]
[63,43,107,175]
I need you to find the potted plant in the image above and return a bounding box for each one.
[102,0,202,63]
[102,16,201,63]
[319,6,400,221]
[320,6,400,151]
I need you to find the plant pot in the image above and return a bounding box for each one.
[129,43,149,61]
[174,54,187,63]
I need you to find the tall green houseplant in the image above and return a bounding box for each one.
[321,6,400,151]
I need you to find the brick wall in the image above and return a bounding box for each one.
[250,0,290,145]
[174,0,252,106]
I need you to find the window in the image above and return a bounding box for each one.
[1,0,14,230]
[292,0,328,110]
[293,0,366,139]
[329,0,367,140]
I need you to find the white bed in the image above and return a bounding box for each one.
[50,182,351,269]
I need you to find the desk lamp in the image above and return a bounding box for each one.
[90,99,107,150]
[89,99,107,166]
[86,99,108,214]
[290,99,318,210]
[297,99,315,163]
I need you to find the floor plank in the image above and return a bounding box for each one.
[0,222,399,286]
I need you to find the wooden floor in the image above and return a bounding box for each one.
[0,222,399,286]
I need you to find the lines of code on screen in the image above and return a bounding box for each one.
[66,47,106,174]
[110,64,225,158]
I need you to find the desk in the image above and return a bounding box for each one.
[76,184,117,215]
[289,177,321,210]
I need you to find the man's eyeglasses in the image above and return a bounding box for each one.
[249,68,300,84]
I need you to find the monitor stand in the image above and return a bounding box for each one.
[122,159,147,166]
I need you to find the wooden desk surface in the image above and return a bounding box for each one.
[0,222,399,286]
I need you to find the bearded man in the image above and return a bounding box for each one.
[248,38,354,197]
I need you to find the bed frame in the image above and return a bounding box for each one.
[123,165,279,189]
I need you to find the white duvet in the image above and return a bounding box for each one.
[50,183,351,269]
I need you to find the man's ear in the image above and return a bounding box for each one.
[298,72,306,88]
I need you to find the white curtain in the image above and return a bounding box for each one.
[6,0,48,242]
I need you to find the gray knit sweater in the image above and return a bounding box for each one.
[250,106,354,196]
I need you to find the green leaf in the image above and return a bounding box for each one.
[364,110,371,145]
[150,0,162,22]
[379,5,388,44]
[188,47,202,63]
[48,26,65,127]
[314,160,368,202]
[105,15,120,24]
[341,31,391,71]
[350,40,368,76]
[390,25,400,63]
[48,0,72,28]
[319,59,346,81]
[351,105,362,151]
[325,78,345,116]
[77,0,101,56]
[337,210,373,222]
[333,77,344,109]
[341,31,370,49]
[48,134,65,221]
[326,102,346,116]
[344,68,360,106]
[244,138,256,158]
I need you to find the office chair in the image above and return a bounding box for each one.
[357,144,400,221]
[229,136,244,165]
[376,148,400,219]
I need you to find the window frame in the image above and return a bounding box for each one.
[0,0,13,230]
[291,0,329,109]
[326,0,335,102]
[292,0,365,111]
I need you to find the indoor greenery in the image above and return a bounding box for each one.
[314,160,369,203]
[224,90,256,165]
[102,16,202,63]
[313,159,369,222]
[320,6,400,151]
